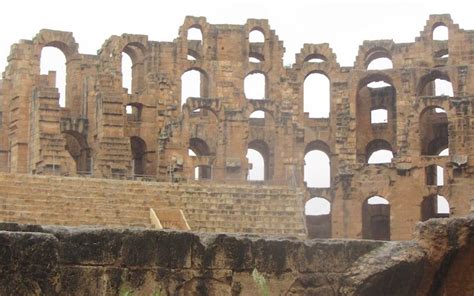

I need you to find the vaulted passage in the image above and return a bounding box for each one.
[130,136,146,176]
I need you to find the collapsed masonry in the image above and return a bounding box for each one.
[0,14,474,240]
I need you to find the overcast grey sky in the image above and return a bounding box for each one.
[0,0,472,70]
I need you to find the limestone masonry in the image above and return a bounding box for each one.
[0,14,474,240]
[0,217,473,295]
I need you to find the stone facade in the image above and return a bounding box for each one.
[0,14,474,240]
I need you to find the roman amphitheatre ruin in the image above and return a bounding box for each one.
[0,14,473,295]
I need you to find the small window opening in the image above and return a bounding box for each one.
[371,109,388,124]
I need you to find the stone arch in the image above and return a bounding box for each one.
[432,22,449,41]
[305,196,331,238]
[187,24,203,43]
[303,53,327,63]
[248,26,265,43]
[62,130,91,174]
[244,70,268,100]
[362,195,390,240]
[303,71,331,118]
[417,70,452,97]
[247,139,271,181]
[248,109,274,126]
[189,137,211,156]
[304,140,331,188]
[305,140,331,156]
[34,29,79,60]
[357,73,394,91]
[364,47,393,70]
[40,46,67,107]
[121,42,146,94]
[181,67,210,107]
[35,31,80,109]
[366,139,394,164]
[421,194,450,221]
[249,52,265,63]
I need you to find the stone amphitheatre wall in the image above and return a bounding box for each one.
[0,216,472,295]
[0,173,305,236]
[1,14,474,239]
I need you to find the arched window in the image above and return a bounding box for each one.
[305,197,331,238]
[420,106,448,155]
[305,197,331,215]
[247,140,270,181]
[304,149,330,188]
[249,110,265,118]
[433,25,448,41]
[181,69,208,107]
[187,27,203,43]
[40,47,67,107]
[244,72,266,100]
[304,73,330,118]
[247,149,264,181]
[367,57,393,70]
[189,138,210,156]
[418,72,453,97]
[249,29,264,43]
[362,195,390,240]
[421,194,450,221]
[122,52,133,94]
[371,108,388,124]
[366,140,393,164]
[368,150,393,164]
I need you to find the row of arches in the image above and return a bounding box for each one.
[189,133,448,184]
[181,69,332,117]
[185,26,266,44]
[305,194,450,239]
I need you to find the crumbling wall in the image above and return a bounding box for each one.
[0,216,473,295]
[0,14,473,239]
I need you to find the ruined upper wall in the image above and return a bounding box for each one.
[0,14,473,241]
